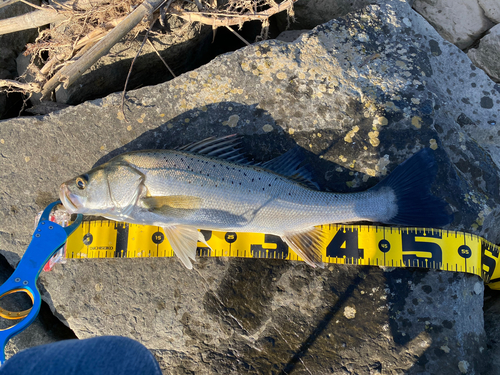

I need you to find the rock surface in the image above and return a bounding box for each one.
[40,260,485,374]
[412,0,496,49]
[468,23,500,83]
[275,0,415,33]
[479,0,500,23]
[275,0,371,31]
[1,0,500,373]
[483,287,500,374]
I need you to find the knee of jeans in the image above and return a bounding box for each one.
[96,336,153,353]
[103,337,160,371]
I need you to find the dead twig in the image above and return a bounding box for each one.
[225,25,250,46]
[147,38,176,77]
[72,16,124,50]
[0,8,68,35]
[0,79,40,92]
[19,0,46,10]
[120,22,153,121]
[169,0,296,27]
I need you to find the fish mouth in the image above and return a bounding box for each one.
[59,184,81,214]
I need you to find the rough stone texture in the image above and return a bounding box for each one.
[468,23,500,83]
[39,260,485,374]
[483,288,500,374]
[479,0,500,23]
[412,0,496,49]
[276,29,309,42]
[276,0,371,31]
[1,1,499,373]
[275,0,416,32]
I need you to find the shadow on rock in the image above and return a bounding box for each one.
[93,101,460,203]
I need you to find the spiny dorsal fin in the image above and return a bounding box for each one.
[262,147,319,190]
[176,134,251,165]
[281,227,325,268]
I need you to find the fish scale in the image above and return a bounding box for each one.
[60,135,453,269]
[120,150,382,233]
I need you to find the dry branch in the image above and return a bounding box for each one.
[170,0,296,27]
[0,9,67,35]
[147,38,176,77]
[225,25,250,46]
[0,79,40,92]
[0,0,131,36]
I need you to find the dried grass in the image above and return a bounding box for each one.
[25,0,147,73]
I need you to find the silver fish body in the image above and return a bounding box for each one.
[60,136,452,268]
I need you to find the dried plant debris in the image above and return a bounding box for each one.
[0,0,295,101]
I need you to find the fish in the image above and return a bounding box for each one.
[59,135,453,269]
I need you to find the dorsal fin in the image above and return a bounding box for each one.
[176,134,251,164]
[262,147,319,190]
[176,136,319,188]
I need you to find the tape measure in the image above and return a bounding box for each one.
[63,221,500,289]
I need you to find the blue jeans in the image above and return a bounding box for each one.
[0,336,162,375]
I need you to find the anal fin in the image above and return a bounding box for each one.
[163,225,211,269]
[282,227,325,268]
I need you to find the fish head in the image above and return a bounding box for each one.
[60,161,145,217]
[59,166,114,215]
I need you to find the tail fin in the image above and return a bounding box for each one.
[372,148,453,227]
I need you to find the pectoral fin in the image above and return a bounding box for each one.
[143,196,202,218]
[163,225,211,269]
[282,227,325,268]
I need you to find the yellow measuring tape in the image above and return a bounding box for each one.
[65,221,500,289]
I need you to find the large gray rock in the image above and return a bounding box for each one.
[40,260,485,374]
[479,0,500,23]
[1,1,499,373]
[276,0,371,31]
[275,0,415,33]
[483,288,500,374]
[468,23,500,83]
[412,0,496,49]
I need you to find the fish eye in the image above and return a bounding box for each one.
[76,176,87,190]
